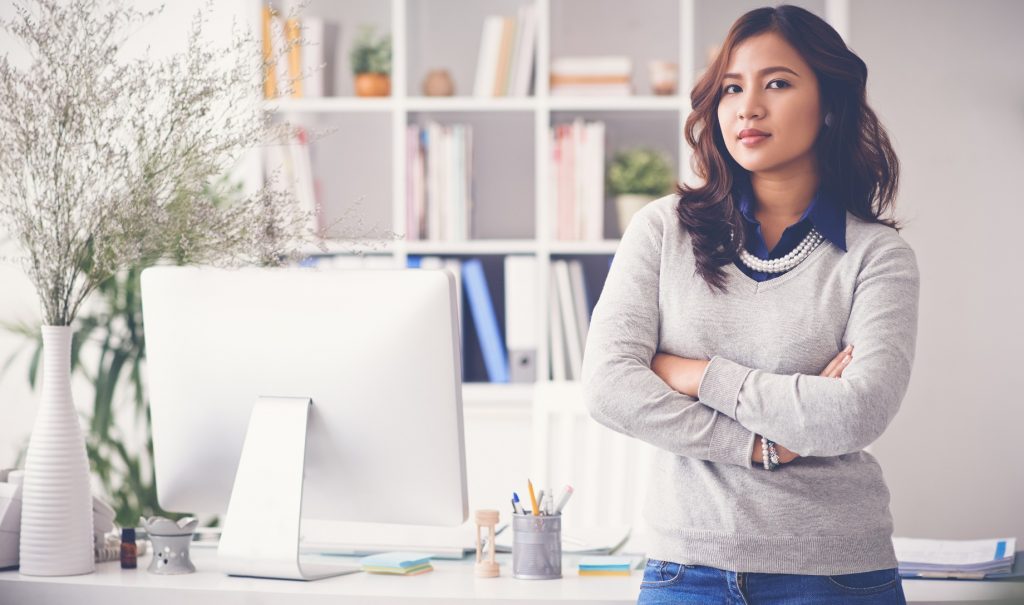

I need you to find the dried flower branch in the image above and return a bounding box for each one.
[0,0,381,326]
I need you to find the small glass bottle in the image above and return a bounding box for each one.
[120,527,137,569]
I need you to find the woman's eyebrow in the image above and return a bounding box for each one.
[722,66,800,80]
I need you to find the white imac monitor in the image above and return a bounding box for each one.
[141,266,468,580]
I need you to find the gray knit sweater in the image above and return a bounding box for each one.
[581,194,920,575]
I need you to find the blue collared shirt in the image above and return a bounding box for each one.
[734,181,847,282]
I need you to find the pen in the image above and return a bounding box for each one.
[527,479,540,516]
[537,489,545,507]
[554,485,574,514]
[512,492,524,515]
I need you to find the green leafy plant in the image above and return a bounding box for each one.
[349,25,392,75]
[607,148,676,197]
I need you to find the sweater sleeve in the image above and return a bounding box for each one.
[581,207,757,469]
[697,245,921,457]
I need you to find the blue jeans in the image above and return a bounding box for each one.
[638,559,907,604]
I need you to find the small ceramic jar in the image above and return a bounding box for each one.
[141,516,199,574]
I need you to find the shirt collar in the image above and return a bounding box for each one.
[736,178,847,252]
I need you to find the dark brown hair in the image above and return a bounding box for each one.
[677,4,900,293]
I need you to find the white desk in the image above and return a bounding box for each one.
[1,549,1022,605]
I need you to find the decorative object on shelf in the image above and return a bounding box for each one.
[351,25,392,97]
[141,516,198,575]
[648,60,678,95]
[607,148,676,236]
[474,509,500,578]
[0,0,329,576]
[422,69,455,96]
[550,56,632,96]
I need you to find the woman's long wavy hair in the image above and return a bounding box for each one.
[678,5,900,293]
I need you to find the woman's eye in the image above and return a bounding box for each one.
[767,79,791,89]
[723,84,741,94]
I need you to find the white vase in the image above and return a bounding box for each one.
[615,194,655,236]
[19,325,94,576]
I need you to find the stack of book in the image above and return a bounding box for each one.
[406,122,474,241]
[262,5,326,98]
[551,119,606,241]
[550,56,632,97]
[359,552,434,576]
[894,537,1017,579]
[472,7,538,97]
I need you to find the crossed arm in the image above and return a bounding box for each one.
[581,207,920,467]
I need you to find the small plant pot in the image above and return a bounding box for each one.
[354,73,391,97]
[615,194,655,236]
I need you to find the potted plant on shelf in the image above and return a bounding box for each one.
[0,0,329,576]
[350,25,392,97]
[607,148,676,236]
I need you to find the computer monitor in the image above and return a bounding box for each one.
[141,266,468,580]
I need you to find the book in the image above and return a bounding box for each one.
[300,17,325,98]
[568,260,590,355]
[473,16,504,97]
[462,259,509,383]
[492,17,515,97]
[894,537,1017,579]
[511,5,537,96]
[504,255,538,383]
[548,268,567,381]
[553,260,582,380]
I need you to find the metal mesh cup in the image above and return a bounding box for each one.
[512,513,562,579]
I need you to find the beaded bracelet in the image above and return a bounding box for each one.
[761,436,780,471]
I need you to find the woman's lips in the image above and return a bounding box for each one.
[739,134,771,147]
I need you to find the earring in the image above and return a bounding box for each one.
[824,112,833,127]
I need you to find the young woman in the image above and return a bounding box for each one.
[581,5,918,604]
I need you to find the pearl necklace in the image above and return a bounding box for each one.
[738,228,825,274]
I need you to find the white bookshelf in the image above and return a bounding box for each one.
[257,0,847,402]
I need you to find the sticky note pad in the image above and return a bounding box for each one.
[359,552,433,569]
[579,556,633,570]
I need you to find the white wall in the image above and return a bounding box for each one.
[852,0,1024,541]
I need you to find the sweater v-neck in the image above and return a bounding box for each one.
[724,239,833,295]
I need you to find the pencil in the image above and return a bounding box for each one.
[527,479,540,516]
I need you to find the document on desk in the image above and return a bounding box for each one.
[300,519,489,559]
[893,537,1017,579]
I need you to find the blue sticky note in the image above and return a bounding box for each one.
[579,556,633,570]
[359,552,433,568]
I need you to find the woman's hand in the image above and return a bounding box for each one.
[820,344,854,378]
[751,344,855,465]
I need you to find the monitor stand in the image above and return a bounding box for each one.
[218,396,360,580]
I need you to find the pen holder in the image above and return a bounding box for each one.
[512,513,562,580]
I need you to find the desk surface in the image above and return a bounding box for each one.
[1,548,1023,605]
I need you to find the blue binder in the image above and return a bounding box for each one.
[461,259,509,383]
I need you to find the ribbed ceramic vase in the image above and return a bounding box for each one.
[19,326,94,576]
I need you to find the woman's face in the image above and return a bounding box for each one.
[716,32,823,175]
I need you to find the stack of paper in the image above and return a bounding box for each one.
[893,537,1016,579]
[359,552,434,575]
[578,555,637,576]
